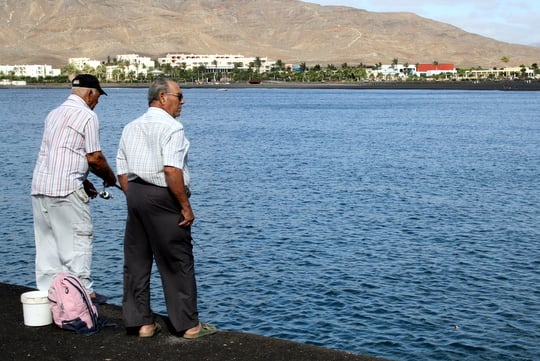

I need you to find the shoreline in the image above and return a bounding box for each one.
[1,282,390,361]
[2,80,540,91]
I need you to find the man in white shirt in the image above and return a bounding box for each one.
[32,74,117,304]
[116,78,216,339]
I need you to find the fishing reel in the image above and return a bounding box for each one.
[98,183,122,200]
[98,190,112,199]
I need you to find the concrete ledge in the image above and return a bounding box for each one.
[1,283,390,361]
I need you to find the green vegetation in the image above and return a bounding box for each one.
[1,58,539,84]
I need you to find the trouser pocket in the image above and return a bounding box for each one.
[74,188,89,203]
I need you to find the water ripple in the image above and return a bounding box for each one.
[1,88,539,361]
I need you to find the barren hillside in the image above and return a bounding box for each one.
[1,0,539,67]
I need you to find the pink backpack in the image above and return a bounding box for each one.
[48,272,100,334]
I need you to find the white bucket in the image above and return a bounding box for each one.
[20,290,52,326]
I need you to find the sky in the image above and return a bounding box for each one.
[306,0,540,47]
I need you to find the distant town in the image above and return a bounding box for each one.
[1,53,539,86]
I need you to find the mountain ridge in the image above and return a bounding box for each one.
[1,0,539,68]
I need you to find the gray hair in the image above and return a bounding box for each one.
[147,77,171,105]
[71,86,94,98]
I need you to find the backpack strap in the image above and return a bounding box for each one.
[63,275,100,334]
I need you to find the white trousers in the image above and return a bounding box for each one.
[32,188,94,293]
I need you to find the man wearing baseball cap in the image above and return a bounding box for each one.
[72,73,108,96]
[32,73,116,304]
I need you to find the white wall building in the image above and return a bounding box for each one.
[370,64,417,78]
[114,54,156,79]
[0,64,60,78]
[69,57,102,70]
[465,66,536,79]
[157,53,275,73]
[116,54,155,69]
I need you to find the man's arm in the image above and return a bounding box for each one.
[118,174,128,194]
[86,151,117,186]
[164,166,194,227]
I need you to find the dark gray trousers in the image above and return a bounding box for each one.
[122,180,198,333]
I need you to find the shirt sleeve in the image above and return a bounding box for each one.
[84,114,102,154]
[162,127,189,170]
[116,136,128,175]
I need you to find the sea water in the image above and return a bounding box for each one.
[0,86,538,361]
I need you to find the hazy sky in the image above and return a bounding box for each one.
[306,0,540,47]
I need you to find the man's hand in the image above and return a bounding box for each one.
[83,180,98,199]
[178,207,195,227]
[163,166,195,227]
[87,151,117,187]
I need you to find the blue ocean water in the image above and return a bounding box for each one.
[0,86,539,361]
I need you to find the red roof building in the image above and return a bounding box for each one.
[416,63,456,76]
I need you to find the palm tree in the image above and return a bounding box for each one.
[275,59,285,71]
[61,63,78,78]
[127,70,136,83]
[81,64,95,75]
[403,62,410,76]
[197,65,206,83]
[519,65,528,79]
[254,57,263,74]
[95,64,107,82]
[211,60,218,82]
[298,62,308,82]
[112,68,122,82]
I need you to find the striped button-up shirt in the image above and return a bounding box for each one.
[31,95,102,196]
[116,107,190,187]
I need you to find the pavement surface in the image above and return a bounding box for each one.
[1,283,391,361]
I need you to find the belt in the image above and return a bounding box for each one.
[131,177,191,198]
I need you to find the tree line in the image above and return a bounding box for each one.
[2,57,539,84]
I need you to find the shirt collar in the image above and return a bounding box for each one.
[67,94,90,109]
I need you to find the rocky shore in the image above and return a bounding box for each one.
[2,283,391,361]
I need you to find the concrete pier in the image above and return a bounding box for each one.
[1,283,390,361]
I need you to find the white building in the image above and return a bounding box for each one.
[0,64,60,78]
[67,54,155,81]
[114,54,156,79]
[157,53,275,73]
[116,54,155,69]
[370,64,417,79]
[68,57,102,70]
[465,66,536,79]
